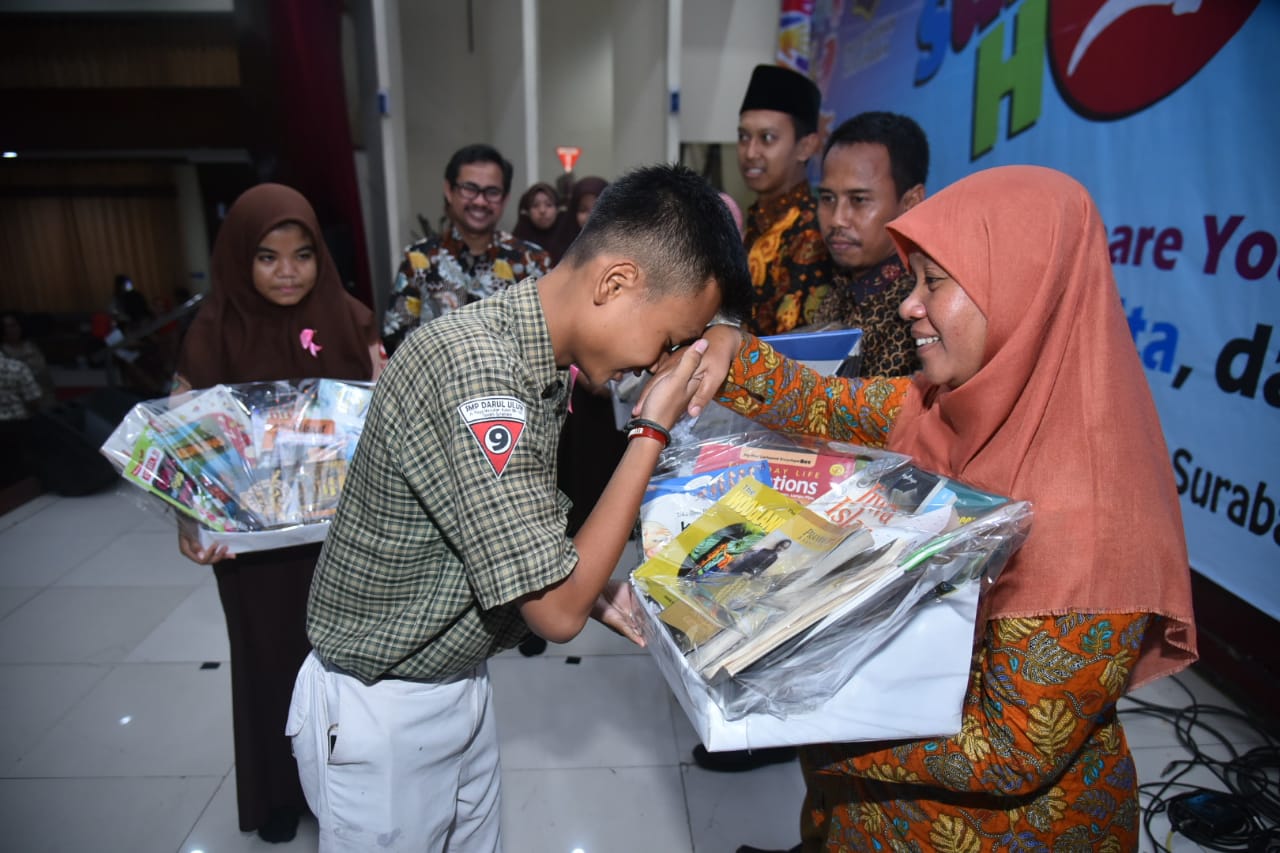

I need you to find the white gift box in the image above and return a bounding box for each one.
[636,576,978,751]
[198,520,330,553]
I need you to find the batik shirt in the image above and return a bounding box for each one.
[812,254,921,377]
[744,181,833,336]
[382,226,551,352]
[717,335,1149,851]
[0,355,41,421]
[308,280,577,682]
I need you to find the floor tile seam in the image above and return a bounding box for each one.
[0,772,228,781]
[0,657,230,668]
[178,772,235,850]
[0,664,115,767]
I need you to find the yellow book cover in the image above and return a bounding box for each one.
[634,477,803,603]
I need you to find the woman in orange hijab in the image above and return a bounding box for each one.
[683,165,1197,850]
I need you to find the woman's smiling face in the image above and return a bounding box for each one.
[898,250,988,389]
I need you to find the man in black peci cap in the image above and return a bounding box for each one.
[735,64,833,336]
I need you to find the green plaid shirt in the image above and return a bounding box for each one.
[307,279,577,682]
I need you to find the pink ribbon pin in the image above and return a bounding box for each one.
[300,328,323,357]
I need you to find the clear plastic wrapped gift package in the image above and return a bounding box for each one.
[100,379,373,552]
[631,413,1031,750]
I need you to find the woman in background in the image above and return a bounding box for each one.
[566,175,608,234]
[174,183,383,843]
[674,166,1197,851]
[512,181,570,266]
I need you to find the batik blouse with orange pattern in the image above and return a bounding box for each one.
[715,334,1149,852]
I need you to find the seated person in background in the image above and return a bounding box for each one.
[110,273,154,334]
[659,165,1197,852]
[810,111,930,377]
[2,313,56,410]
[383,143,551,352]
[0,352,41,488]
[290,164,752,853]
[736,64,833,335]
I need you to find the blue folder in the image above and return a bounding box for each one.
[760,328,863,376]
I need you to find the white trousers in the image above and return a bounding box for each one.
[287,651,502,852]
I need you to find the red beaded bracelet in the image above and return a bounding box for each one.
[627,424,669,446]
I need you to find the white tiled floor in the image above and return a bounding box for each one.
[0,489,1272,852]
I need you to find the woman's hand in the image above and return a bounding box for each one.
[177,517,234,565]
[590,579,645,646]
[632,339,708,430]
[636,324,740,421]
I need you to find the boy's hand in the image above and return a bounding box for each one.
[591,580,645,646]
[633,338,709,429]
[636,325,740,420]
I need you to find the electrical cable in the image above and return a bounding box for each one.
[1120,674,1279,852]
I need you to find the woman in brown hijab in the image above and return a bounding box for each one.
[674,166,1197,851]
[174,183,382,842]
[511,181,570,266]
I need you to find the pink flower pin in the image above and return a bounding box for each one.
[300,328,323,357]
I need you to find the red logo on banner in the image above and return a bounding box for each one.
[556,146,582,173]
[1048,0,1259,119]
[458,396,528,478]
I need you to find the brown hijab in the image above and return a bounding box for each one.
[551,175,610,255]
[512,182,570,264]
[177,183,376,389]
[886,165,1196,689]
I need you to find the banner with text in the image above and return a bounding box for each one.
[780,0,1280,617]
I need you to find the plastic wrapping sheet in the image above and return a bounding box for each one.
[631,410,1032,739]
[99,379,373,553]
[636,570,984,751]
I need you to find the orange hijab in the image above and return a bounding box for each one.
[886,166,1196,689]
[177,183,376,389]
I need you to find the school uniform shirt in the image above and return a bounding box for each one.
[307,279,576,683]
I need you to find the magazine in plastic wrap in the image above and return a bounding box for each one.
[100,378,374,553]
[630,413,1032,747]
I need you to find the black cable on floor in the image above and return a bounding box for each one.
[1120,674,1279,852]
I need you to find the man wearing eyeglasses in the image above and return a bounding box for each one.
[383,143,551,352]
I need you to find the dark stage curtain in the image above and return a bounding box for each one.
[259,0,372,307]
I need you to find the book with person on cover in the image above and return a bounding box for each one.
[639,461,772,559]
[651,495,862,649]
[633,477,803,615]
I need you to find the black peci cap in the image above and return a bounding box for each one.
[739,64,821,127]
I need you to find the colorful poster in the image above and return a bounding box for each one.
[786,0,1280,618]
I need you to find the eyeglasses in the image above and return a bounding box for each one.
[453,181,505,203]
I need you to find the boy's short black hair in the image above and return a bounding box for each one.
[562,164,751,321]
[824,112,929,200]
[444,144,514,195]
